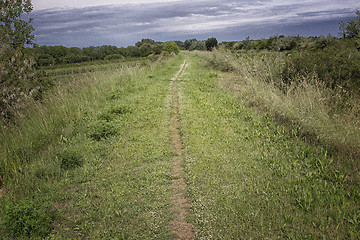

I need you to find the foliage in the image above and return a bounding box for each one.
[189,40,206,51]
[32,41,166,67]
[339,11,360,38]
[205,37,218,51]
[184,38,197,50]
[282,38,360,93]
[0,0,36,123]
[0,0,34,48]
[163,41,180,55]
[1,198,56,238]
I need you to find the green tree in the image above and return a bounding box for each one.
[339,11,360,38]
[163,41,180,55]
[135,39,156,48]
[139,44,154,57]
[184,38,197,50]
[205,37,218,51]
[189,40,206,51]
[1,0,36,122]
[0,0,34,48]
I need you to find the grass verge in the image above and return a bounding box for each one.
[0,54,185,239]
[180,53,360,239]
[193,48,360,181]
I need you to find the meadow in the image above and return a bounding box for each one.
[0,50,359,239]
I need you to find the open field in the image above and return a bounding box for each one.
[1,53,359,239]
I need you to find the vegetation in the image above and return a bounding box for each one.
[0,54,184,238]
[205,37,218,51]
[0,0,36,123]
[339,11,360,38]
[1,197,56,238]
[33,39,164,67]
[163,41,180,55]
[1,1,360,238]
[179,54,360,238]
[194,41,360,180]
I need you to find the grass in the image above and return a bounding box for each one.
[0,54,185,239]
[179,53,360,239]
[1,50,359,239]
[193,48,360,177]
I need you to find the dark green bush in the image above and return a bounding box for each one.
[57,149,83,170]
[282,38,360,93]
[1,198,56,238]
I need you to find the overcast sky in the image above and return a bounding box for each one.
[30,0,360,47]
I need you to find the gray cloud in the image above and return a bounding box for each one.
[30,0,360,47]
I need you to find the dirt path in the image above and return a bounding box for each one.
[169,60,194,240]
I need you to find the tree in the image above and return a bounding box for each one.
[205,37,218,51]
[0,0,34,48]
[189,40,206,51]
[184,38,197,50]
[339,11,360,38]
[135,39,156,48]
[1,0,36,122]
[139,44,153,57]
[163,41,180,55]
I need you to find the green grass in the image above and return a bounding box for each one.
[0,54,186,239]
[1,51,359,239]
[193,48,360,175]
[179,54,360,239]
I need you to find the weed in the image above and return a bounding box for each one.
[98,111,116,122]
[110,105,132,115]
[57,149,83,170]
[1,198,56,238]
[87,120,119,141]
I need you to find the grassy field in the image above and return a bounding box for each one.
[179,54,360,239]
[0,55,185,239]
[0,52,359,239]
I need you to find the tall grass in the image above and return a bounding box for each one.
[193,48,360,177]
[0,59,152,188]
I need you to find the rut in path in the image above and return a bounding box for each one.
[169,59,194,240]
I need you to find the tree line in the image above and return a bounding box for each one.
[32,38,218,67]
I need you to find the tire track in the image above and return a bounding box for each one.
[169,59,194,240]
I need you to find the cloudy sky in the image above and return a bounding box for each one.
[29,0,360,47]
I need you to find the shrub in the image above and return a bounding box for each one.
[1,198,56,238]
[163,41,180,55]
[282,38,360,93]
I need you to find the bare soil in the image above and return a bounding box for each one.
[169,60,194,240]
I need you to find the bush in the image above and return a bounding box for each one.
[1,198,56,238]
[163,41,180,55]
[282,38,360,93]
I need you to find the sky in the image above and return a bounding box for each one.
[29,0,360,47]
